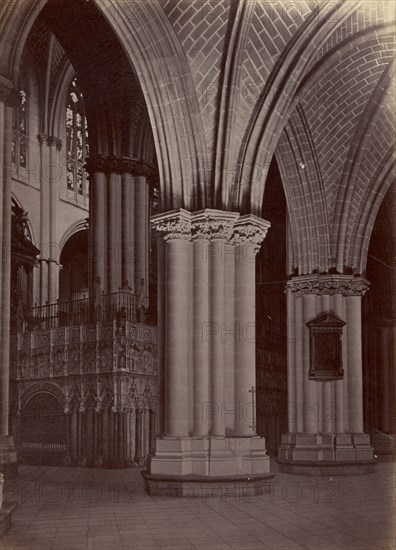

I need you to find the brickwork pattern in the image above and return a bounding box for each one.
[302,34,395,221]
[237,0,313,142]
[163,0,230,158]
[312,0,396,65]
[276,108,332,275]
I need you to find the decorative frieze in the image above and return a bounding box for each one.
[286,275,370,297]
[12,321,157,381]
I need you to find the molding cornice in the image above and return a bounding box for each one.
[286,275,370,297]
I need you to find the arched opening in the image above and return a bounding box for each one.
[256,158,288,456]
[18,392,66,465]
[59,229,89,303]
[39,0,155,161]
[362,186,395,458]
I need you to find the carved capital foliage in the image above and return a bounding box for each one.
[85,154,108,174]
[190,210,238,241]
[152,209,270,249]
[232,215,271,254]
[286,275,370,297]
[85,155,157,181]
[151,209,192,241]
[125,158,157,180]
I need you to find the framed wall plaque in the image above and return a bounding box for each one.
[306,313,346,380]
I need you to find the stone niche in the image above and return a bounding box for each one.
[306,313,346,381]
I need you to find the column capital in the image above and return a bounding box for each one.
[190,209,239,241]
[121,158,157,180]
[232,214,271,251]
[151,208,192,241]
[286,274,370,297]
[151,209,270,247]
[38,134,62,149]
[85,154,108,174]
[47,136,62,151]
[85,155,157,181]
[37,133,49,146]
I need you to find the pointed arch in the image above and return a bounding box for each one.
[1,0,207,211]
[275,105,331,275]
[234,0,359,214]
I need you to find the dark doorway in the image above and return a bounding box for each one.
[59,229,89,303]
[19,393,67,465]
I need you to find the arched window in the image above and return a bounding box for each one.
[12,68,28,173]
[66,77,89,197]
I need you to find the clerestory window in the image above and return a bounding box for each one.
[66,77,89,198]
[11,68,28,174]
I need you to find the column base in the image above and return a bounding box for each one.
[142,436,274,496]
[142,471,275,497]
[0,436,18,479]
[277,433,376,475]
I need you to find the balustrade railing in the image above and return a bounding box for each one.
[20,290,155,332]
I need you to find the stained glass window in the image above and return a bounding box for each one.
[12,69,28,171]
[66,77,89,197]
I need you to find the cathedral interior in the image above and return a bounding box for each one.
[0,0,395,500]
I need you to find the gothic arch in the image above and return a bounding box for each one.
[58,219,88,254]
[270,23,395,274]
[49,59,74,139]
[334,67,395,272]
[1,0,207,211]
[235,0,357,215]
[275,106,331,275]
[349,152,395,275]
[294,23,396,272]
[19,381,65,411]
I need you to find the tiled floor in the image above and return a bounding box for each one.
[2,461,395,550]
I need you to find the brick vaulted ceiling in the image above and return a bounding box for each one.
[161,0,395,274]
[1,0,395,274]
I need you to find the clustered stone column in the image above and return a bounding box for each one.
[86,155,153,302]
[143,209,273,495]
[278,274,375,474]
[37,134,62,305]
[0,77,18,477]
